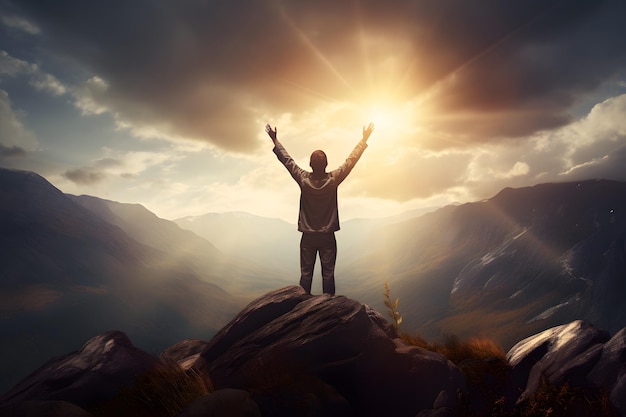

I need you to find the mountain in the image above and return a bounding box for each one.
[175,182,626,349]
[4,167,625,396]
[70,197,291,294]
[174,212,300,273]
[0,168,278,394]
[173,206,438,290]
[346,180,626,348]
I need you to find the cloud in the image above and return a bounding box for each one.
[560,145,626,181]
[556,94,626,181]
[61,149,182,186]
[3,0,625,154]
[0,144,27,157]
[0,88,38,152]
[1,14,40,34]
[62,167,106,185]
[0,50,66,95]
[62,157,124,185]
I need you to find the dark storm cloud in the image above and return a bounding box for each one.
[3,0,626,151]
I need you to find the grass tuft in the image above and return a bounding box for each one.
[506,378,620,417]
[91,360,213,417]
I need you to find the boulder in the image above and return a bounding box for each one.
[194,286,466,417]
[588,328,626,388]
[507,320,626,414]
[507,320,610,399]
[0,331,161,410]
[588,328,626,416]
[161,339,209,370]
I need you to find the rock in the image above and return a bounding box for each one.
[587,328,626,417]
[507,320,610,400]
[0,331,161,410]
[0,400,94,417]
[200,286,315,365]
[161,339,209,370]
[507,320,626,415]
[176,389,261,417]
[195,286,465,417]
[250,373,352,417]
[588,328,626,388]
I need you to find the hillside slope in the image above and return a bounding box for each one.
[0,168,250,393]
[349,180,626,348]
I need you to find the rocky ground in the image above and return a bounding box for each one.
[1,286,625,416]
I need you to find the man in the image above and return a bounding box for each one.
[266,122,375,295]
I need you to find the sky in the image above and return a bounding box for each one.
[1,0,626,223]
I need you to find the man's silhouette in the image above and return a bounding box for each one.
[266,123,375,295]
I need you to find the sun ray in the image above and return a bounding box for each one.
[418,2,563,107]
[281,78,342,103]
[276,4,354,94]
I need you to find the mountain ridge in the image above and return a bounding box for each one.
[345,179,626,348]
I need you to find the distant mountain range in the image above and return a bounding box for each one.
[3,166,626,394]
[0,168,288,394]
[173,207,438,279]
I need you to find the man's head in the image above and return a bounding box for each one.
[310,150,328,173]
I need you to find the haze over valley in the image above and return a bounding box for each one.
[3,167,626,395]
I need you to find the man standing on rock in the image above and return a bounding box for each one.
[266,122,375,295]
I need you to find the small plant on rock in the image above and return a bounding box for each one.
[383,281,403,331]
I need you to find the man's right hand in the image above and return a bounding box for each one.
[265,124,278,141]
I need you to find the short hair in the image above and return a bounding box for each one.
[310,150,328,172]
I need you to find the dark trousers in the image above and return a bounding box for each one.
[300,232,337,295]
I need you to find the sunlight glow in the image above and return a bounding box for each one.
[359,96,423,143]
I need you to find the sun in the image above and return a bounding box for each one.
[359,95,421,140]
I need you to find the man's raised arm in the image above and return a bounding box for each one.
[266,123,306,184]
[333,122,375,184]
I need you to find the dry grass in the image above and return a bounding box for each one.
[506,379,620,417]
[400,332,620,416]
[91,361,213,417]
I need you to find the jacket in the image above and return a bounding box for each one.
[273,139,368,233]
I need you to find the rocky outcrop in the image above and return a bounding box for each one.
[0,288,466,417]
[0,331,161,410]
[507,320,626,415]
[191,286,466,417]
[3,286,626,416]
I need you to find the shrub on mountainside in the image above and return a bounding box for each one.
[382,282,620,417]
